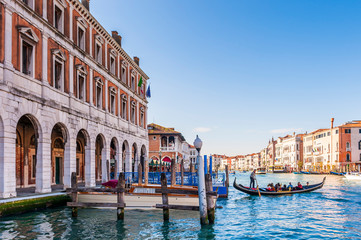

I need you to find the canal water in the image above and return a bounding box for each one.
[1,173,360,239]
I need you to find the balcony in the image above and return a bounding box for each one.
[160,146,175,152]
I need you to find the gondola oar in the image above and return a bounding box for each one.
[255,178,261,198]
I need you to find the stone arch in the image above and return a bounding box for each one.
[110,137,119,179]
[50,122,69,186]
[122,140,130,172]
[95,133,107,183]
[15,114,43,190]
[76,129,90,184]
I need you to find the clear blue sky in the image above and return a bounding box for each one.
[92,0,361,156]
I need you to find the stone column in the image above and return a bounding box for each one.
[63,137,76,188]
[2,6,14,85]
[85,139,95,187]
[125,151,131,172]
[89,68,93,106]
[69,53,74,96]
[0,129,17,198]
[89,26,93,57]
[41,33,49,98]
[105,79,108,112]
[101,144,110,182]
[42,0,48,19]
[69,6,73,41]
[36,135,52,193]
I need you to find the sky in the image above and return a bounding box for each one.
[91,0,361,156]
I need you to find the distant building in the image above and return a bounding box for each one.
[303,119,361,172]
[147,123,190,171]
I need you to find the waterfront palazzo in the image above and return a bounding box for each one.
[0,0,149,198]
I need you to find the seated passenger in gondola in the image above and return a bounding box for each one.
[296,182,303,190]
[287,182,293,191]
[304,182,309,189]
[282,184,287,191]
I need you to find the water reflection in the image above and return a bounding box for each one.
[0,174,361,239]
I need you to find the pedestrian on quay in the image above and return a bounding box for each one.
[250,169,256,189]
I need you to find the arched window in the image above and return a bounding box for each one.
[346,153,350,162]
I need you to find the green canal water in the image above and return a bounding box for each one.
[1,173,360,239]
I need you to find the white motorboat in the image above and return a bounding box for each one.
[345,172,361,180]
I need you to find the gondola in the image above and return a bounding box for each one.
[233,177,326,196]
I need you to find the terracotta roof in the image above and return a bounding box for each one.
[339,121,361,128]
[147,123,186,141]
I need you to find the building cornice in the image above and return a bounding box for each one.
[68,0,149,80]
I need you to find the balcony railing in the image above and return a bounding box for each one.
[160,146,175,151]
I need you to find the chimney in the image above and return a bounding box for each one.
[133,56,139,66]
[82,0,89,10]
[112,31,122,47]
[331,118,334,129]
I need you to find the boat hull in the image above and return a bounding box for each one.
[233,177,326,196]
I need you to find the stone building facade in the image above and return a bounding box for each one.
[147,123,190,172]
[0,0,149,198]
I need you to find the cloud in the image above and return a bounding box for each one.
[270,128,302,134]
[193,127,212,133]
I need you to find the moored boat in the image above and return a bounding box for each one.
[233,177,326,196]
[273,166,286,173]
[345,172,361,180]
[255,167,267,174]
[330,171,346,176]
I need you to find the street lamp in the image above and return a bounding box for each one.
[193,135,207,224]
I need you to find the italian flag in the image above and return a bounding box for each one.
[138,76,143,87]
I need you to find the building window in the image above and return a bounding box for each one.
[131,101,136,124]
[345,129,351,134]
[109,50,116,75]
[346,142,350,150]
[346,153,350,162]
[109,87,116,115]
[22,0,34,9]
[19,27,39,77]
[121,94,127,119]
[76,65,87,101]
[52,49,66,91]
[95,77,103,109]
[22,41,34,76]
[359,129,361,134]
[360,153,361,161]
[77,27,85,50]
[131,75,135,91]
[95,35,104,64]
[76,17,88,51]
[121,64,127,83]
[153,136,156,140]
[54,0,67,33]
[336,130,339,134]
[359,141,361,150]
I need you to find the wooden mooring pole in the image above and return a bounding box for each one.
[138,163,143,186]
[117,172,125,220]
[161,173,169,221]
[205,173,215,224]
[225,165,229,198]
[71,172,78,218]
[171,158,176,186]
[181,160,184,186]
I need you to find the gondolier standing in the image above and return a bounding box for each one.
[250,169,256,188]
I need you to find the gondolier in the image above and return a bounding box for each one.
[250,169,256,188]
